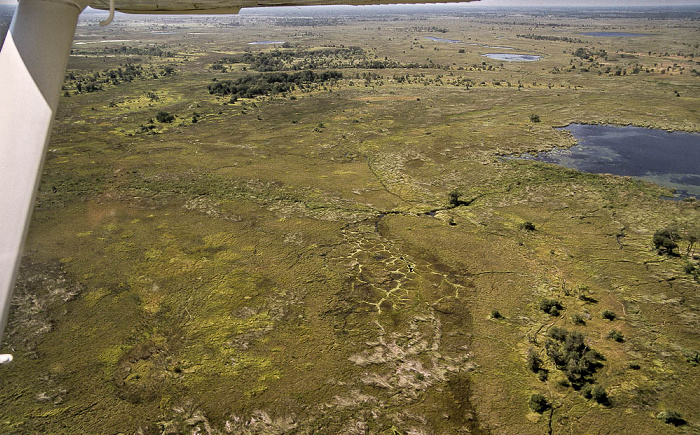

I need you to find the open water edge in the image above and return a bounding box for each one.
[519,124,700,199]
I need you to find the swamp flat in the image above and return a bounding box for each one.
[0,4,699,434]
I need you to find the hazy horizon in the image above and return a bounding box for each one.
[0,0,699,6]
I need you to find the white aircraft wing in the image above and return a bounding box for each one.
[90,0,475,14]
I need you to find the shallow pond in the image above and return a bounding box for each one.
[582,32,651,37]
[424,36,462,43]
[520,124,700,198]
[248,41,286,45]
[484,53,541,61]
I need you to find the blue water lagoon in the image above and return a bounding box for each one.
[424,36,463,43]
[484,53,541,62]
[582,32,651,37]
[520,124,700,198]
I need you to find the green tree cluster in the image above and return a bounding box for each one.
[545,327,604,389]
[208,71,342,99]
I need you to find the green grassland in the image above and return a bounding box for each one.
[1,6,699,434]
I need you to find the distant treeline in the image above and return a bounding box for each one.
[517,34,584,43]
[207,70,342,99]
[64,62,176,94]
[103,45,175,57]
[406,26,448,33]
[211,46,432,72]
[72,45,175,58]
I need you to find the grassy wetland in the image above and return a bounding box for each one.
[1,4,700,434]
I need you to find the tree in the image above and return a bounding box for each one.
[527,348,543,373]
[156,111,175,123]
[520,221,536,231]
[448,190,467,208]
[545,327,603,389]
[653,228,679,255]
[685,229,698,257]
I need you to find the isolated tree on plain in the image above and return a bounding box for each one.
[653,228,679,255]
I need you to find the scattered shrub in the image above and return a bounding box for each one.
[448,190,467,207]
[601,310,616,320]
[520,221,536,231]
[684,262,699,282]
[628,362,641,370]
[526,348,543,373]
[607,330,624,342]
[155,111,175,123]
[578,293,598,303]
[548,326,568,341]
[683,350,700,366]
[529,113,541,123]
[656,410,686,426]
[581,383,593,399]
[571,313,586,325]
[591,385,610,406]
[491,309,504,319]
[528,394,549,413]
[539,299,563,316]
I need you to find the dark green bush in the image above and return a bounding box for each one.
[591,385,610,406]
[528,394,549,413]
[155,111,175,123]
[539,299,563,316]
[520,221,536,231]
[581,383,592,399]
[607,330,624,342]
[545,328,604,389]
[653,228,679,255]
[683,350,700,366]
[491,309,504,319]
[656,410,685,426]
[548,326,568,341]
[448,190,467,208]
[601,310,616,320]
[571,313,586,325]
[526,348,542,373]
[578,293,598,303]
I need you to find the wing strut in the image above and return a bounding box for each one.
[0,0,87,358]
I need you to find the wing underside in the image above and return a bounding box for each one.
[88,0,477,14]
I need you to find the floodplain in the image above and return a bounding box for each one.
[1,4,699,434]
